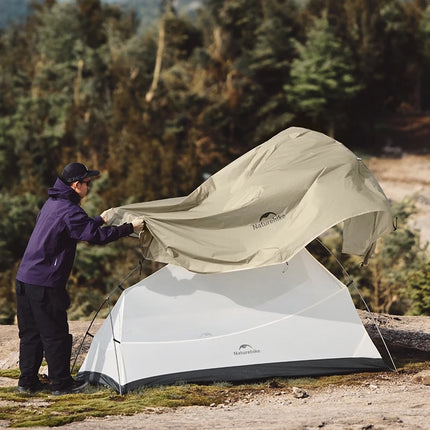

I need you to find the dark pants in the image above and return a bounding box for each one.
[15,280,74,391]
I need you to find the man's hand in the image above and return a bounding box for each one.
[132,218,145,234]
[100,208,114,224]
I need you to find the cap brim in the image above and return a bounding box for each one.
[86,170,100,178]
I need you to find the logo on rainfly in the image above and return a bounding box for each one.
[252,211,285,230]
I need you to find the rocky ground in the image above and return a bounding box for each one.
[0,312,429,430]
[8,374,430,430]
[0,154,429,429]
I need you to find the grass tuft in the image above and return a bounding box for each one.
[0,369,20,379]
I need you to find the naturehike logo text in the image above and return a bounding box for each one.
[233,344,261,356]
[252,212,285,230]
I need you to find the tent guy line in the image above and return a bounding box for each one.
[314,237,397,372]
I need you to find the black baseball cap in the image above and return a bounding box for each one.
[61,163,100,184]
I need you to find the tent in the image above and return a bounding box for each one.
[78,127,394,392]
[103,127,394,273]
[77,249,388,393]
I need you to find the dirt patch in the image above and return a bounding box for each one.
[367,154,430,245]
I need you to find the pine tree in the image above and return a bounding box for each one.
[285,13,362,137]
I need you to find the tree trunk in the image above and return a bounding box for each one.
[146,18,166,103]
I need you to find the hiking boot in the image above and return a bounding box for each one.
[17,381,50,394]
[51,379,88,396]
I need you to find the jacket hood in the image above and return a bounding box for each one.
[48,177,80,203]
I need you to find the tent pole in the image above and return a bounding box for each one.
[107,296,123,395]
[314,238,398,372]
[71,297,108,375]
[71,260,145,379]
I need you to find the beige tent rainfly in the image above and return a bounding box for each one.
[104,127,394,273]
[78,127,395,393]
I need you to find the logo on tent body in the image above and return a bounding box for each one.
[234,344,261,356]
[252,212,285,230]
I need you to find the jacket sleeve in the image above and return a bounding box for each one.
[66,207,134,244]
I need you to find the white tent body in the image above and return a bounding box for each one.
[78,249,386,393]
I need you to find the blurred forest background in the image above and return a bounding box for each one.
[0,0,429,323]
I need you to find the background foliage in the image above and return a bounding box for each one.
[0,0,429,323]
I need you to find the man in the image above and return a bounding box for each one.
[15,162,143,395]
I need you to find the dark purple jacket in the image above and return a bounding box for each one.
[16,178,133,288]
